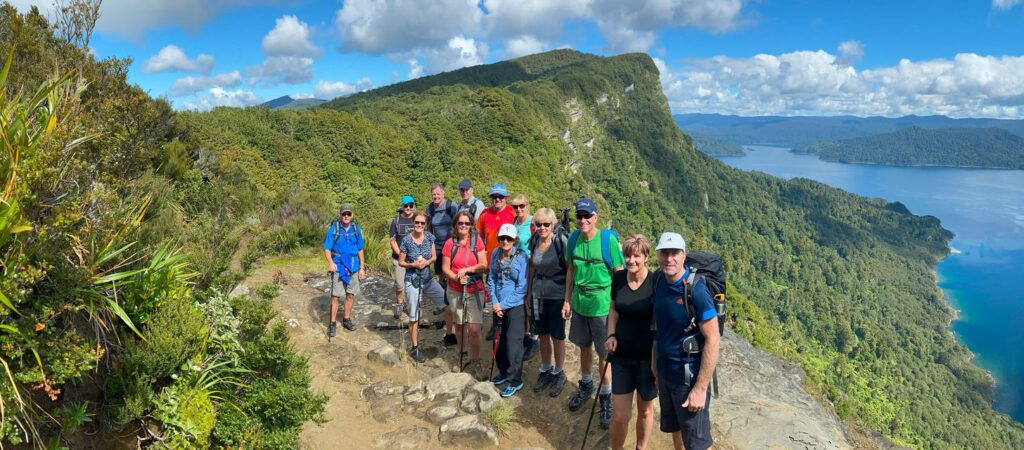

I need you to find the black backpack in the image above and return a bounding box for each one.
[684,252,727,335]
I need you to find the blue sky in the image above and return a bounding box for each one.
[11,0,1024,117]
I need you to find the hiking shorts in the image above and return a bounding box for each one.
[330,275,360,298]
[569,314,608,358]
[658,369,713,450]
[391,258,406,292]
[611,357,657,401]
[448,286,484,325]
[405,278,446,322]
[530,297,566,340]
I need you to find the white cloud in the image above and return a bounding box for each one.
[183,87,262,111]
[313,78,374,99]
[504,35,548,58]
[166,71,242,97]
[589,0,746,52]
[658,50,1024,118]
[262,15,321,58]
[483,0,588,41]
[408,59,424,79]
[290,92,314,99]
[248,15,321,86]
[836,40,864,66]
[336,0,481,53]
[144,45,214,74]
[993,0,1022,10]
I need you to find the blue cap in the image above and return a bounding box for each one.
[401,195,415,205]
[489,183,508,197]
[575,198,597,214]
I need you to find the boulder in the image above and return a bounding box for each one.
[460,393,479,414]
[425,372,475,401]
[370,396,403,423]
[438,415,499,447]
[228,283,249,298]
[367,345,402,367]
[371,426,431,449]
[466,381,502,412]
[426,405,459,425]
[362,380,402,400]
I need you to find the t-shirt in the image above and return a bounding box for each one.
[399,232,436,283]
[530,235,567,300]
[427,200,459,248]
[476,205,515,259]
[567,231,624,317]
[389,214,416,259]
[442,235,486,293]
[322,221,364,278]
[513,216,533,256]
[458,197,486,223]
[653,268,717,384]
[611,270,656,361]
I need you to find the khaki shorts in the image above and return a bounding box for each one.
[392,258,406,292]
[448,286,485,325]
[330,274,360,298]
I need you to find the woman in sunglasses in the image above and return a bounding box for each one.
[398,211,447,363]
[525,207,569,397]
[442,211,488,378]
[509,194,534,255]
[488,224,529,397]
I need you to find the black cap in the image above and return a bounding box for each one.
[458,179,472,190]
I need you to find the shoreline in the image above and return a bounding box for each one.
[933,254,1000,395]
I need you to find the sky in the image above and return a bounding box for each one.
[9,0,1024,118]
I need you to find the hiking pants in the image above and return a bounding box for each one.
[496,304,526,385]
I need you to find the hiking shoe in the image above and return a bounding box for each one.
[501,382,525,398]
[549,371,567,397]
[342,319,355,331]
[327,321,337,338]
[409,346,425,364]
[598,392,613,430]
[533,371,553,393]
[443,333,458,347]
[567,379,595,412]
[492,373,508,385]
[523,337,539,361]
[392,302,403,320]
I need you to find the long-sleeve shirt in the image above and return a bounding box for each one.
[488,249,528,310]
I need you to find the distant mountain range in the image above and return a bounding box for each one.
[688,131,746,156]
[675,113,1024,146]
[260,95,327,110]
[793,126,1024,169]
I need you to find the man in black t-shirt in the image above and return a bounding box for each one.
[389,195,417,319]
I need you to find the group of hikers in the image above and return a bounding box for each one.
[321,179,722,450]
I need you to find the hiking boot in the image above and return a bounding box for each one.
[549,371,567,397]
[342,319,355,331]
[598,392,613,430]
[533,371,553,393]
[501,381,524,398]
[327,321,337,338]
[443,333,458,347]
[409,346,425,364]
[523,337,540,361]
[567,379,595,412]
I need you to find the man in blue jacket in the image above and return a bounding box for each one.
[651,232,719,450]
[323,204,366,336]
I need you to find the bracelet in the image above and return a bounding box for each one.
[606,333,616,340]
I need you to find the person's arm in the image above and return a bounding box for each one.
[525,262,536,308]
[357,228,366,279]
[512,254,528,305]
[472,237,487,274]
[682,284,720,411]
[561,260,575,320]
[389,220,401,256]
[605,299,619,354]
[611,234,625,272]
[323,224,337,272]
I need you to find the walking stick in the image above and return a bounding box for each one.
[488,313,502,382]
[327,271,335,342]
[459,288,468,372]
[581,352,612,450]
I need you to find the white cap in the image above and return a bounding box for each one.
[655,232,686,251]
[498,223,518,239]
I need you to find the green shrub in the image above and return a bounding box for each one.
[254,283,280,300]
[481,403,516,436]
[154,384,216,449]
[123,296,208,381]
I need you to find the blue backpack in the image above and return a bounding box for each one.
[566,228,620,274]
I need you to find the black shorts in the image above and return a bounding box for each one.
[530,298,566,340]
[611,357,657,401]
[658,366,713,450]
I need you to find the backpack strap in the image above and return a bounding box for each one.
[600,229,613,273]
[567,229,580,262]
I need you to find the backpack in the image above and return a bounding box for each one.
[449,230,481,268]
[427,199,457,235]
[666,252,727,338]
[329,220,362,275]
[567,228,621,274]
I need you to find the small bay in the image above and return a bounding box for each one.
[718,145,1024,422]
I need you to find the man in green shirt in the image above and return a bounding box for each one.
[561,198,624,425]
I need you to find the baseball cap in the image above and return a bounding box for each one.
[655,232,687,252]
[575,198,597,214]
[498,223,518,239]
[458,179,473,190]
[489,183,509,197]
[339,204,353,214]
[401,195,415,205]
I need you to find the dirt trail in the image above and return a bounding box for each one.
[243,258,685,450]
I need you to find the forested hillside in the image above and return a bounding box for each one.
[2,4,1023,449]
[794,126,1024,169]
[687,131,746,156]
[180,50,1023,448]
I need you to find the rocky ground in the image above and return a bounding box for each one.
[239,256,879,449]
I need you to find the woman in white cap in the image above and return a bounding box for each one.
[488,223,529,397]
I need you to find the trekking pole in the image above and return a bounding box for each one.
[459,288,468,373]
[327,271,336,342]
[581,351,612,450]
[488,312,501,382]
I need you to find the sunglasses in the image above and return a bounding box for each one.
[535,222,552,228]
[340,212,352,217]
[490,195,506,200]
[511,204,527,210]
[576,212,595,220]
[404,203,415,208]
[456,221,472,226]
[414,221,426,225]
[498,236,515,242]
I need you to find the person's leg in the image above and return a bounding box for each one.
[496,313,510,380]
[505,305,526,385]
[539,335,553,368]
[635,396,656,450]
[580,345,593,378]
[392,259,405,315]
[635,359,659,450]
[469,290,484,360]
[343,294,354,320]
[672,432,684,450]
[611,392,634,450]
[330,296,339,322]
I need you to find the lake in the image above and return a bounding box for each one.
[718,145,1024,423]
